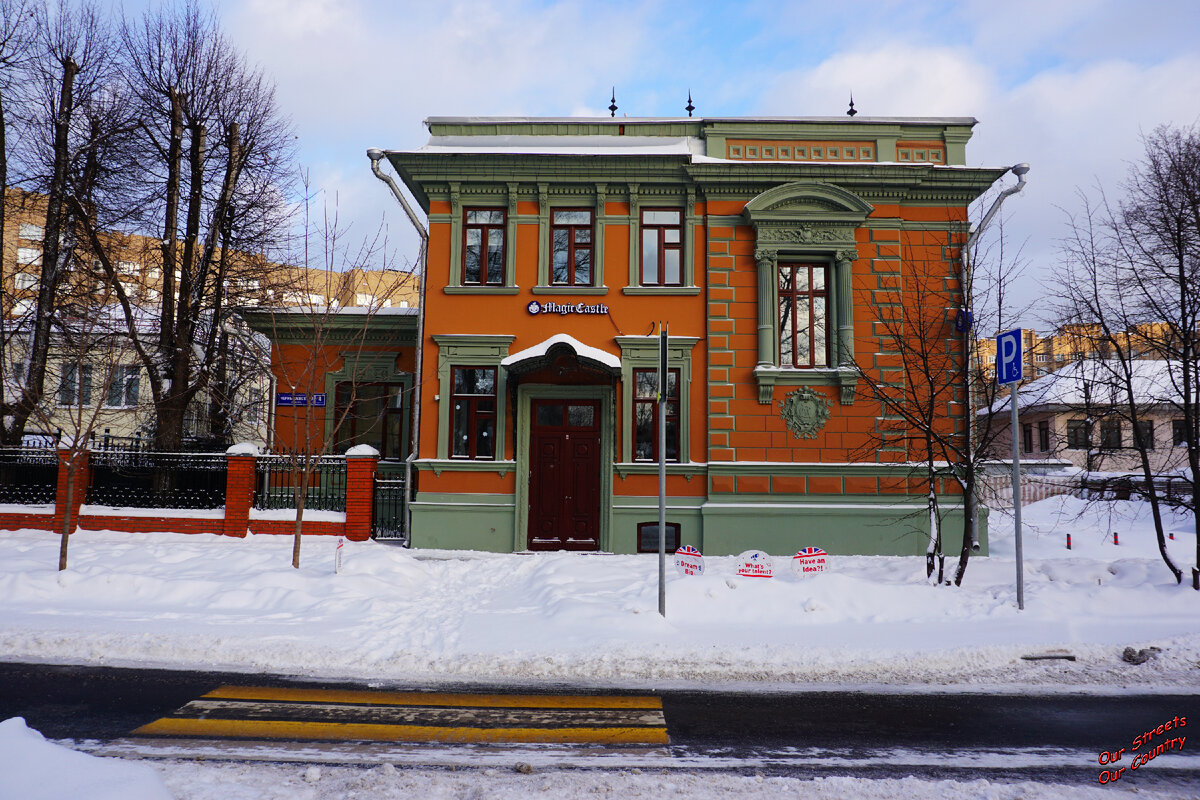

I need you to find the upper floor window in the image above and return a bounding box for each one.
[451,367,496,459]
[778,262,829,369]
[463,209,505,286]
[1022,423,1034,454]
[633,367,679,462]
[1038,420,1051,451]
[640,210,682,286]
[551,209,593,286]
[18,223,43,240]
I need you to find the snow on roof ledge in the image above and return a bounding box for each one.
[501,333,621,370]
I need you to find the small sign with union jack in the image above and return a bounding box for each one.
[736,549,774,578]
[792,547,829,578]
[673,545,704,577]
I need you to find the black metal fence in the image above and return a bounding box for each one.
[0,447,58,505]
[87,449,228,509]
[1077,474,1194,509]
[254,455,347,513]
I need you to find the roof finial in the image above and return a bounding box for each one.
[609,88,618,118]
[846,93,857,117]
[686,90,695,118]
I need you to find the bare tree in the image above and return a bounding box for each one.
[68,1,295,453]
[850,202,1029,586]
[1056,125,1200,588]
[250,193,415,568]
[1,0,129,445]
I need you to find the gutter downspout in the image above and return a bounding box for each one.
[367,148,428,544]
[962,163,1029,549]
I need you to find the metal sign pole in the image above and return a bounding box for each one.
[1011,381,1024,610]
[996,328,1025,611]
[658,321,668,618]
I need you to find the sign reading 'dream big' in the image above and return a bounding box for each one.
[736,550,774,578]
[791,547,828,578]
[674,545,704,577]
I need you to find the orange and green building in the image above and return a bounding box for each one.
[375,115,1010,555]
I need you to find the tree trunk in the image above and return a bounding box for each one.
[292,459,309,569]
[58,463,76,571]
[9,57,77,444]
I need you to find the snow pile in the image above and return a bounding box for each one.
[0,496,1195,688]
[0,717,170,800]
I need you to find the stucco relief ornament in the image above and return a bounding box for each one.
[758,225,840,244]
[779,386,832,439]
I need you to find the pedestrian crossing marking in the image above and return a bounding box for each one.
[133,686,668,746]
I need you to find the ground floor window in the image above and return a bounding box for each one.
[1038,420,1051,452]
[451,367,496,459]
[1173,418,1189,447]
[1022,423,1033,455]
[1133,420,1154,450]
[334,382,406,460]
[58,363,92,406]
[105,365,140,407]
[1066,419,1090,450]
[1100,418,1122,450]
[633,367,679,462]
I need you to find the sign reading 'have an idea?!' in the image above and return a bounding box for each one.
[736,550,774,578]
[791,547,828,578]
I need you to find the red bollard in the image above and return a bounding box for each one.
[1113,531,1119,546]
[1169,531,1175,540]
[1066,533,1072,550]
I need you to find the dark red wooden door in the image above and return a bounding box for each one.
[528,400,601,550]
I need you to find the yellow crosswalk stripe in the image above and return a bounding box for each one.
[135,717,669,745]
[132,686,669,746]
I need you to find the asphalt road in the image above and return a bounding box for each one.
[2,661,1197,786]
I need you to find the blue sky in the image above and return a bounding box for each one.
[196,0,1200,324]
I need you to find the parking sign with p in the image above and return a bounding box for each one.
[996,328,1023,385]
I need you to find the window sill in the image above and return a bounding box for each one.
[531,286,610,295]
[419,458,516,477]
[621,286,702,296]
[753,365,858,406]
[444,286,520,295]
[615,462,706,481]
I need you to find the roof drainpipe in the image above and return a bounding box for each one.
[962,163,1029,551]
[367,148,429,545]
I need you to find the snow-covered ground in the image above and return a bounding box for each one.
[0,495,1196,689]
[1,496,1198,798]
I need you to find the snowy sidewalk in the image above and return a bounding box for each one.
[1,495,1196,690]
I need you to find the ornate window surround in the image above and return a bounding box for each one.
[533,182,609,295]
[323,351,413,459]
[615,335,700,463]
[742,181,873,406]
[430,334,515,464]
[445,182,520,294]
[622,184,701,296]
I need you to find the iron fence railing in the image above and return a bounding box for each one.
[0,447,59,505]
[87,450,228,509]
[254,454,347,513]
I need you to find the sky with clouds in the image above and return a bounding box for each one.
[207,0,1200,327]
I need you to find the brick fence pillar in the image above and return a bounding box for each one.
[54,447,89,536]
[344,449,379,542]
[223,446,258,538]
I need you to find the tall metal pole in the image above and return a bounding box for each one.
[658,321,668,617]
[1010,382,1024,610]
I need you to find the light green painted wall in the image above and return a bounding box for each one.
[700,501,987,557]
[409,493,515,551]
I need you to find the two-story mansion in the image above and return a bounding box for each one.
[376,115,1012,556]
